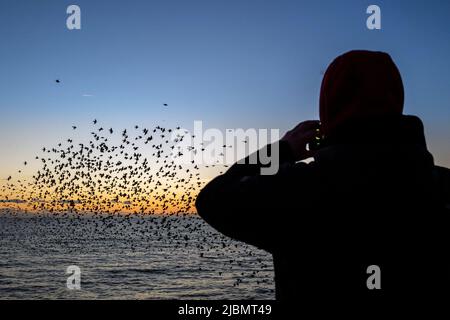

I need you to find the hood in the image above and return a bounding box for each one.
[319,50,404,137]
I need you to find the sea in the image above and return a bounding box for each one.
[0,214,274,300]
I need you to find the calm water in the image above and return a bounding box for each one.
[0,214,274,299]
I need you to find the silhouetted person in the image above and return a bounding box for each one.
[196,50,450,306]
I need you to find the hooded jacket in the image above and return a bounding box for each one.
[195,51,450,305]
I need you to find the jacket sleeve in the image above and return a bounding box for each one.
[195,140,308,252]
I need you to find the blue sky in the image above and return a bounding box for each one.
[0,0,449,176]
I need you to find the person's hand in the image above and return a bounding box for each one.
[281,120,321,161]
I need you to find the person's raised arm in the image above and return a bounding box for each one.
[195,121,320,252]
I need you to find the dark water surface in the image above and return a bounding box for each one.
[0,215,274,299]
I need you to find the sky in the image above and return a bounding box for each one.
[1,0,449,180]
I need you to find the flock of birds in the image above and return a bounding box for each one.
[0,118,274,291]
[1,118,227,215]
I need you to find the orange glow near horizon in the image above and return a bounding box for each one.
[0,123,226,216]
[0,176,207,215]
[0,169,216,216]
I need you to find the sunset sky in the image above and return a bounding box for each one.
[1,0,449,186]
